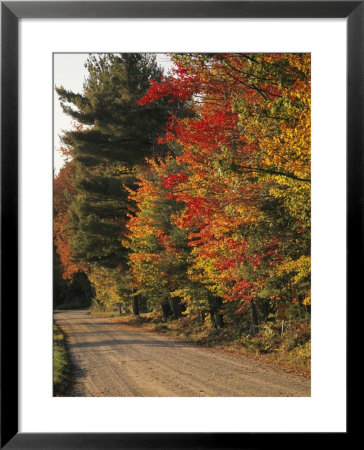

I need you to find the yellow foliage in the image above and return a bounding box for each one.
[88,265,123,307]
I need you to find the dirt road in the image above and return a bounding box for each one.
[54,310,310,397]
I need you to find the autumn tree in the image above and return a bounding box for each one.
[53,162,94,308]
[136,53,311,329]
[126,157,190,319]
[56,54,178,311]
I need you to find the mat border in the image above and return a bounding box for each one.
[1,1,355,448]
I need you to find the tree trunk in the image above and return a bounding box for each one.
[209,310,217,329]
[249,299,258,335]
[207,294,224,328]
[161,301,172,319]
[289,278,301,319]
[296,301,302,319]
[215,313,224,328]
[132,296,140,316]
[171,297,182,319]
[200,311,206,325]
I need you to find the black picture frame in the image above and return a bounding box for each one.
[1,1,354,448]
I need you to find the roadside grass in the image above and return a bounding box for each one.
[53,324,73,396]
[106,312,310,377]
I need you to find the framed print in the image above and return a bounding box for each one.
[1,1,355,448]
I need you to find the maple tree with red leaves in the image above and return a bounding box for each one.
[131,53,310,330]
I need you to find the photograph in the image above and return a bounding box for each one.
[53,52,311,398]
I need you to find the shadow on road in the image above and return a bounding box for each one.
[70,339,192,349]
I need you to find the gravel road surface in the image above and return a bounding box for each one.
[54,310,310,397]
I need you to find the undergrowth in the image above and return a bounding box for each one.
[53,324,73,396]
[108,312,311,376]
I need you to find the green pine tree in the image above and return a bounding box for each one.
[56,54,171,273]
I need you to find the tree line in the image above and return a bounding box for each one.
[54,53,310,335]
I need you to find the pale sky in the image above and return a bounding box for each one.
[53,53,174,174]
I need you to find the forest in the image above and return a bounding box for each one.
[54,53,311,370]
